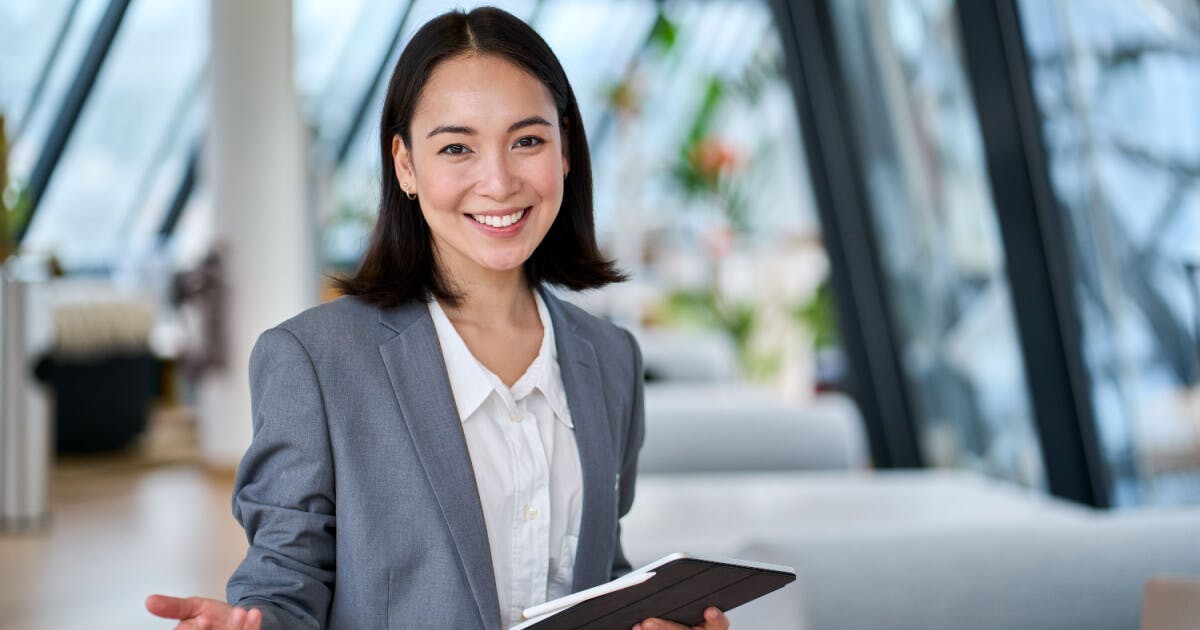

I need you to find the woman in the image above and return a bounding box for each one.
[146,7,729,630]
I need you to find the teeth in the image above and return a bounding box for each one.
[471,208,525,228]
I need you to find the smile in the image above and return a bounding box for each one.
[469,208,527,228]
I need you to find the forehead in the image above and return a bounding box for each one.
[412,53,558,126]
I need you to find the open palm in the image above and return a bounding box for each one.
[145,594,262,629]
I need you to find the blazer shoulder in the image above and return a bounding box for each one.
[270,295,380,349]
[548,291,639,359]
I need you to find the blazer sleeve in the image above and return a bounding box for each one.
[226,327,337,629]
[610,328,646,580]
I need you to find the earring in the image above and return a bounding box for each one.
[403,183,417,200]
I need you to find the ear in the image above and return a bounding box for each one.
[391,135,416,190]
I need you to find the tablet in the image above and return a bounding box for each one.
[510,552,796,630]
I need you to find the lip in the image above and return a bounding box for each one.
[464,206,532,237]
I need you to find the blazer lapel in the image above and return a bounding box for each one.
[541,290,618,592]
[377,302,501,630]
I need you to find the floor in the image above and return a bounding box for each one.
[0,410,246,630]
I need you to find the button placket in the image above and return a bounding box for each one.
[518,395,552,601]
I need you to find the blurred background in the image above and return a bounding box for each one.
[1,0,1198,628]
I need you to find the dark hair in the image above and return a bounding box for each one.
[333,6,625,308]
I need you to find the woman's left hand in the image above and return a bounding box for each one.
[632,607,729,630]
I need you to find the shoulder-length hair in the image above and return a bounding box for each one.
[333,6,625,308]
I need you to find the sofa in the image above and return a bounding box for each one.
[631,328,1199,628]
[731,507,1200,629]
[641,384,868,474]
[622,471,1200,630]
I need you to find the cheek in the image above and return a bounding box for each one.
[419,170,469,216]
[529,160,566,207]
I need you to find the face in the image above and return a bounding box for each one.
[392,53,569,285]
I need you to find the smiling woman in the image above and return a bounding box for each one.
[144,6,729,630]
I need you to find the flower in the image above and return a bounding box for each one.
[687,137,741,184]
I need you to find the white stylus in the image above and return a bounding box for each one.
[520,570,657,621]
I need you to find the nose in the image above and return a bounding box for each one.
[475,151,520,200]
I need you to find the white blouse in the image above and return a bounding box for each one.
[427,293,584,629]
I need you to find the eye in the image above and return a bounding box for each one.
[438,143,470,156]
[513,136,544,149]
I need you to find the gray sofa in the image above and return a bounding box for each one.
[642,384,868,473]
[630,334,1200,628]
[622,471,1200,630]
[732,509,1200,629]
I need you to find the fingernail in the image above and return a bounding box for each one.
[644,621,658,630]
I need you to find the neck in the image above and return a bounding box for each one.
[439,264,537,329]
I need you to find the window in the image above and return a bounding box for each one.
[827,0,1044,486]
[1019,0,1200,505]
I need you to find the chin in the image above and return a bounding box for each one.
[477,253,531,273]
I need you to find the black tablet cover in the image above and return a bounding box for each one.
[514,554,796,629]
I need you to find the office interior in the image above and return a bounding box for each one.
[1,0,1199,628]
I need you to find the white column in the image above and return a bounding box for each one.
[202,0,315,467]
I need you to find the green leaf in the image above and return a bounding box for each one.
[649,11,677,52]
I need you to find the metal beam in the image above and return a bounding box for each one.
[158,145,199,238]
[956,0,1110,506]
[767,0,923,468]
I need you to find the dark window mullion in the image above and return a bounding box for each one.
[956,0,1110,507]
[768,0,923,469]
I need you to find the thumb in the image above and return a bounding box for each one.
[145,594,203,619]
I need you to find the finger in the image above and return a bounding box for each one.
[231,607,246,627]
[146,594,200,619]
[245,607,263,630]
[699,607,729,629]
[639,619,690,630]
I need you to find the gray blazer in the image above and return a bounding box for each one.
[225,289,645,629]
[220,290,643,628]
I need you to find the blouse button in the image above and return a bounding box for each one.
[524,505,539,520]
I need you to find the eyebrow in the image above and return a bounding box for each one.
[425,116,553,139]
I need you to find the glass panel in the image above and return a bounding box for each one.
[21,0,207,269]
[1018,0,1200,506]
[538,1,659,137]
[295,0,412,149]
[1,0,109,183]
[828,0,1045,486]
[546,0,828,394]
[0,0,77,132]
[294,0,371,102]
